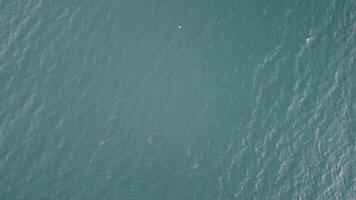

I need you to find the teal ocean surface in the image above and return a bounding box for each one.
[1,0,355,199]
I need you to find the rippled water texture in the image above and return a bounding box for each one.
[0,0,355,199]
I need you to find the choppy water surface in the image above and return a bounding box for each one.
[0,0,355,199]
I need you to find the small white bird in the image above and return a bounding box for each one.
[99,138,111,146]
[305,36,315,44]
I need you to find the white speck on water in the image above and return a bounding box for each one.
[148,131,158,144]
[192,160,199,169]
[187,147,192,157]
[178,25,182,29]
[305,36,315,44]
[99,138,111,146]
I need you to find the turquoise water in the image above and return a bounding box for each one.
[0,0,355,199]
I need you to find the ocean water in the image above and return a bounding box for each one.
[0,0,355,199]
